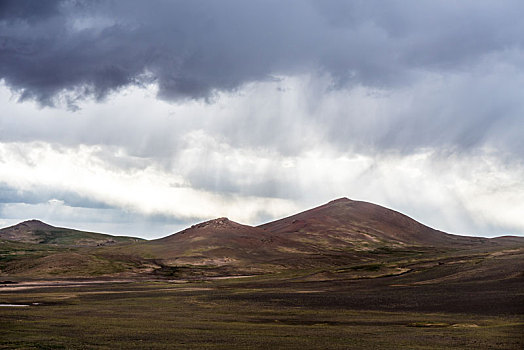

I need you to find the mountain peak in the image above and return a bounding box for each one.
[189,217,237,230]
[20,219,53,227]
[328,197,352,204]
[12,219,55,230]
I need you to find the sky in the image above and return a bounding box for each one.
[0,0,523,239]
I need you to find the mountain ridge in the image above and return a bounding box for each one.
[3,198,523,243]
[1,197,523,278]
[123,197,523,274]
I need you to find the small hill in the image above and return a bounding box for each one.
[145,217,294,269]
[0,220,142,246]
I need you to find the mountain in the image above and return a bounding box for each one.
[0,219,142,246]
[1,199,523,278]
[131,198,523,275]
[258,198,498,249]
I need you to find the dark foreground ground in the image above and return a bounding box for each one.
[1,267,523,350]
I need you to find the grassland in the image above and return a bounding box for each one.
[1,275,522,350]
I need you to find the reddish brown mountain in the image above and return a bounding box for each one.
[258,198,494,249]
[2,198,523,277]
[136,198,516,273]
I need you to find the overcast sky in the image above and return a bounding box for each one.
[1,0,523,238]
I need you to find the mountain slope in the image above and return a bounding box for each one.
[0,220,142,246]
[258,198,497,249]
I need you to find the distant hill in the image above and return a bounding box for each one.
[0,220,142,246]
[1,199,523,278]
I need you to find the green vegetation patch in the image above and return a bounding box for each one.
[336,263,383,272]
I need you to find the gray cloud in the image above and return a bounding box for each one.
[317,54,524,158]
[0,0,63,21]
[1,1,524,238]
[1,0,523,106]
[0,181,112,209]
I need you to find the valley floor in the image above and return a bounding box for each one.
[1,273,522,349]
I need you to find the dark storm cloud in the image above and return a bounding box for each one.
[0,0,62,21]
[1,0,523,106]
